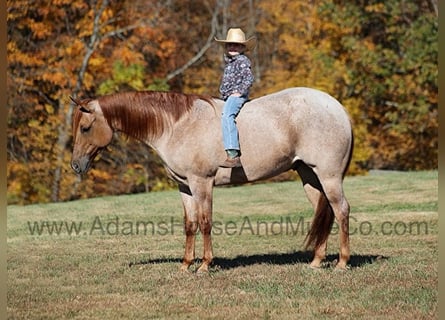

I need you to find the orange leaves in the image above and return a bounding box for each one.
[26,19,53,40]
[91,168,113,181]
[157,39,177,60]
[101,7,115,23]
[7,42,44,67]
[52,0,74,6]
[65,39,84,57]
[41,72,68,87]
[111,46,145,66]
[6,0,437,204]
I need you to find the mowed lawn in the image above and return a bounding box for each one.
[7,171,438,319]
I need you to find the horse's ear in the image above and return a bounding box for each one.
[70,96,81,106]
[79,106,92,114]
[70,96,92,113]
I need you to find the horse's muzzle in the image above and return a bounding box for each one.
[71,160,82,174]
[71,156,91,175]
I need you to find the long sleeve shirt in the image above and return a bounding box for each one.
[219,54,254,100]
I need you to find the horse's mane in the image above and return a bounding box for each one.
[76,91,212,141]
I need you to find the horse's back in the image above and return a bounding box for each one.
[234,87,352,178]
[237,87,351,139]
[246,87,348,121]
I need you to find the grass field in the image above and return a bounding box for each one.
[7,171,438,319]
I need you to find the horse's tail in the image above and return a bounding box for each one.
[342,128,354,178]
[304,194,334,250]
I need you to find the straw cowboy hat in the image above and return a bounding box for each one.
[215,28,256,51]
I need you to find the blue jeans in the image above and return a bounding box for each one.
[221,96,247,151]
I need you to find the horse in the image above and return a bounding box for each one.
[70,87,353,272]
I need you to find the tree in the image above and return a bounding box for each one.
[316,0,438,169]
[7,0,438,204]
[7,0,225,203]
[7,0,177,203]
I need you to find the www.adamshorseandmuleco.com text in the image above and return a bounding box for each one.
[26,215,433,238]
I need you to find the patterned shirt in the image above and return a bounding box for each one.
[219,54,254,100]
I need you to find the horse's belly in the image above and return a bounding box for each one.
[214,155,294,186]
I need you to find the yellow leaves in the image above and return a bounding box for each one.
[52,0,73,5]
[41,71,68,87]
[28,103,55,115]
[82,73,95,91]
[76,19,93,38]
[45,104,55,115]
[89,56,107,68]
[7,41,44,67]
[65,39,84,57]
[28,119,40,129]
[157,39,177,60]
[123,163,148,184]
[279,34,300,49]
[76,4,116,38]
[91,169,112,181]
[101,7,115,22]
[111,46,145,66]
[7,162,29,204]
[362,39,376,51]
[7,160,54,204]
[365,3,386,14]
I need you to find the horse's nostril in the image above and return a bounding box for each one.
[71,161,80,173]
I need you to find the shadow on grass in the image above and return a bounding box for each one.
[129,251,387,270]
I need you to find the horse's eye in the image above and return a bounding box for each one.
[80,126,91,134]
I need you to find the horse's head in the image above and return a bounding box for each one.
[70,97,113,175]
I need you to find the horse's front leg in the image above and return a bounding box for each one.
[179,184,197,271]
[178,180,214,273]
[197,200,213,273]
[193,177,214,273]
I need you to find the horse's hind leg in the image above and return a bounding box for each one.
[295,162,334,268]
[303,184,333,268]
[320,176,350,270]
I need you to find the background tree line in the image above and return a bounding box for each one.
[7,0,438,204]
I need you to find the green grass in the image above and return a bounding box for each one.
[7,171,438,319]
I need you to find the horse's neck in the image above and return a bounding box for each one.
[104,100,168,144]
[102,92,215,157]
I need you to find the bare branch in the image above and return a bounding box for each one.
[102,24,143,41]
[165,5,219,81]
[74,0,109,96]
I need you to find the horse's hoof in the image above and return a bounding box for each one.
[308,265,321,271]
[308,261,322,269]
[306,263,322,271]
[180,264,191,273]
[334,264,350,272]
[196,265,209,274]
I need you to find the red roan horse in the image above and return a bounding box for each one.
[70,87,353,272]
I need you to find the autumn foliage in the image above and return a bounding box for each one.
[7,0,437,204]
